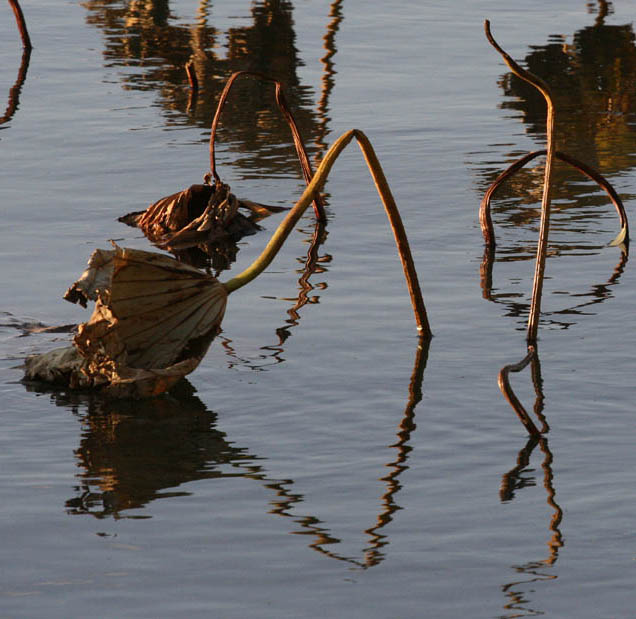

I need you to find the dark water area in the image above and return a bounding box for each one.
[2,1,636,617]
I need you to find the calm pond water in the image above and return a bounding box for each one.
[2,1,636,617]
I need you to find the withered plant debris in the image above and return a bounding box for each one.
[119,71,324,258]
[483,20,629,343]
[25,129,430,399]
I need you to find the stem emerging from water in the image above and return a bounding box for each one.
[222,129,431,338]
[485,20,555,344]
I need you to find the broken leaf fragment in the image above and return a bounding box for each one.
[24,245,227,399]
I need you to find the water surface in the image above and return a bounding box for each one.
[2,1,636,617]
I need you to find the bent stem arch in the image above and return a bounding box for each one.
[208,71,326,221]
[498,345,545,437]
[479,149,629,250]
[485,20,555,344]
[222,129,431,338]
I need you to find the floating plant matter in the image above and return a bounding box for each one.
[24,130,430,398]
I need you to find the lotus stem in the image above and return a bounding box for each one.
[485,20,555,344]
[9,0,31,50]
[480,149,629,249]
[223,129,431,338]
[209,71,326,221]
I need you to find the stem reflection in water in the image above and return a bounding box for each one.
[497,345,564,615]
[1,46,31,128]
[23,336,429,569]
[499,436,564,616]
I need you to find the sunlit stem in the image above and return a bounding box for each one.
[485,20,555,344]
[479,149,629,250]
[223,129,432,338]
[9,0,31,50]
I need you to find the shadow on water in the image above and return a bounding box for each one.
[23,336,429,569]
[474,0,635,330]
[497,344,564,616]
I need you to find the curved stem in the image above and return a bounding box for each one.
[9,0,32,50]
[222,129,431,337]
[209,71,326,221]
[480,150,629,249]
[485,20,556,344]
[498,345,542,437]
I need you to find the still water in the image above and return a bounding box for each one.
[2,1,636,617]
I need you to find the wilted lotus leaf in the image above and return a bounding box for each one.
[24,245,227,398]
[119,182,279,250]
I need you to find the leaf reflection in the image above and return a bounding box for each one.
[24,336,428,569]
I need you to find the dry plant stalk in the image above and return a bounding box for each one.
[480,150,629,249]
[485,20,555,344]
[9,0,32,50]
[483,20,629,343]
[185,59,198,112]
[208,71,326,221]
[24,129,430,398]
[498,345,546,437]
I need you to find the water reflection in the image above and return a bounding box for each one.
[497,345,564,615]
[223,219,331,369]
[24,337,428,568]
[1,47,31,130]
[480,240,628,331]
[499,437,563,616]
[82,0,340,176]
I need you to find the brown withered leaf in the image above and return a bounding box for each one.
[24,245,227,399]
[119,182,285,251]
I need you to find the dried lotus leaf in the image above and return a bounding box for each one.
[25,245,227,398]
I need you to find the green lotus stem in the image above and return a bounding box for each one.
[485,20,555,344]
[222,129,432,338]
